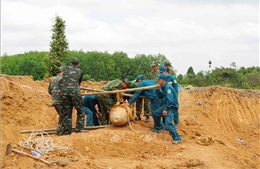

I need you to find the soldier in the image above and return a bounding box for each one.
[127,75,166,132]
[164,60,174,75]
[59,57,84,135]
[160,65,179,127]
[82,95,101,126]
[125,80,151,123]
[159,66,178,96]
[97,79,127,124]
[48,66,65,135]
[155,74,182,144]
[149,61,160,81]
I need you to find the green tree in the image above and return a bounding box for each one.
[187,66,195,76]
[186,66,195,84]
[44,15,69,78]
[230,62,237,69]
[208,60,212,68]
[177,74,183,82]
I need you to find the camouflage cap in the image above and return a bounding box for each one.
[122,78,130,85]
[164,60,172,67]
[151,61,159,67]
[71,57,79,64]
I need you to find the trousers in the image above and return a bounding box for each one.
[150,97,165,130]
[84,107,93,126]
[58,95,85,135]
[54,104,63,134]
[154,108,181,141]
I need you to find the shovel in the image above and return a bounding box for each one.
[5,144,51,165]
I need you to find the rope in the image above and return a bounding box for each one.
[18,131,110,168]
[121,104,145,139]
[0,77,49,95]
[18,131,71,155]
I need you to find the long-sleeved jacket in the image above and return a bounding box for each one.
[60,65,84,96]
[149,71,160,82]
[129,80,157,105]
[167,74,178,96]
[82,95,101,113]
[101,79,122,91]
[156,82,179,111]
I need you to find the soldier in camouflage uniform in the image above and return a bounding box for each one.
[59,58,84,135]
[164,60,175,76]
[149,61,160,82]
[97,79,126,124]
[48,66,65,135]
[127,80,151,123]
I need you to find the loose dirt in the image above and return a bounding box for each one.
[1,75,259,169]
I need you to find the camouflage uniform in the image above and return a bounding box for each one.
[149,70,160,82]
[48,74,63,134]
[128,80,151,120]
[164,60,175,76]
[59,59,84,135]
[97,79,122,124]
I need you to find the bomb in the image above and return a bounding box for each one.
[109,104,134,127]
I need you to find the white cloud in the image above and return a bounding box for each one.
[1,0,259,74]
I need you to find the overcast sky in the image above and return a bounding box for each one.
[1,0,259,74]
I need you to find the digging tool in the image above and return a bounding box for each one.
[6,144,51,165]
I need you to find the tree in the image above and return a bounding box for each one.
[230,62,237,69]
[44,15,69,78]
[208,61,212,68]
[186,66,195,77]
[177,74,183,82]
[208,60,212,72]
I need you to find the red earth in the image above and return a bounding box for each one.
[1,75,259,169]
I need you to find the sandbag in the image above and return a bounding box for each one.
[109,104,134,127]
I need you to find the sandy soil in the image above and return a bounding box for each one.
[0,75,259,169]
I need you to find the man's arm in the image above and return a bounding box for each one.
[129,82,144,105]
[129,90,142,105]
[48,80,52,95]
[79,70,84,85]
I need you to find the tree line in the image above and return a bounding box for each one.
[1,51,260,89]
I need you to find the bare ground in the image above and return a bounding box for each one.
[0,75,259,169]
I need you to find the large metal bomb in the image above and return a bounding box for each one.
[109,104,134,127]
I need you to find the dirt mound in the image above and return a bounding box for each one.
[1,75,259,169]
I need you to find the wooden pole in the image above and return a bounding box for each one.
[80,87,145,98]
[81,85,159,96]
[20,125,112,134]
[80,87,103,92]
[122,93,145,98]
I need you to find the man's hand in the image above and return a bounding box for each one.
[162,110,167,116]
[125,103,131,107]
[119,92,124,98]
[156,84,161,90]
[96,111,102,119]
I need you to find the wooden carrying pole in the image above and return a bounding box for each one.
[81,85,159,96]
[81,87,146,98]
